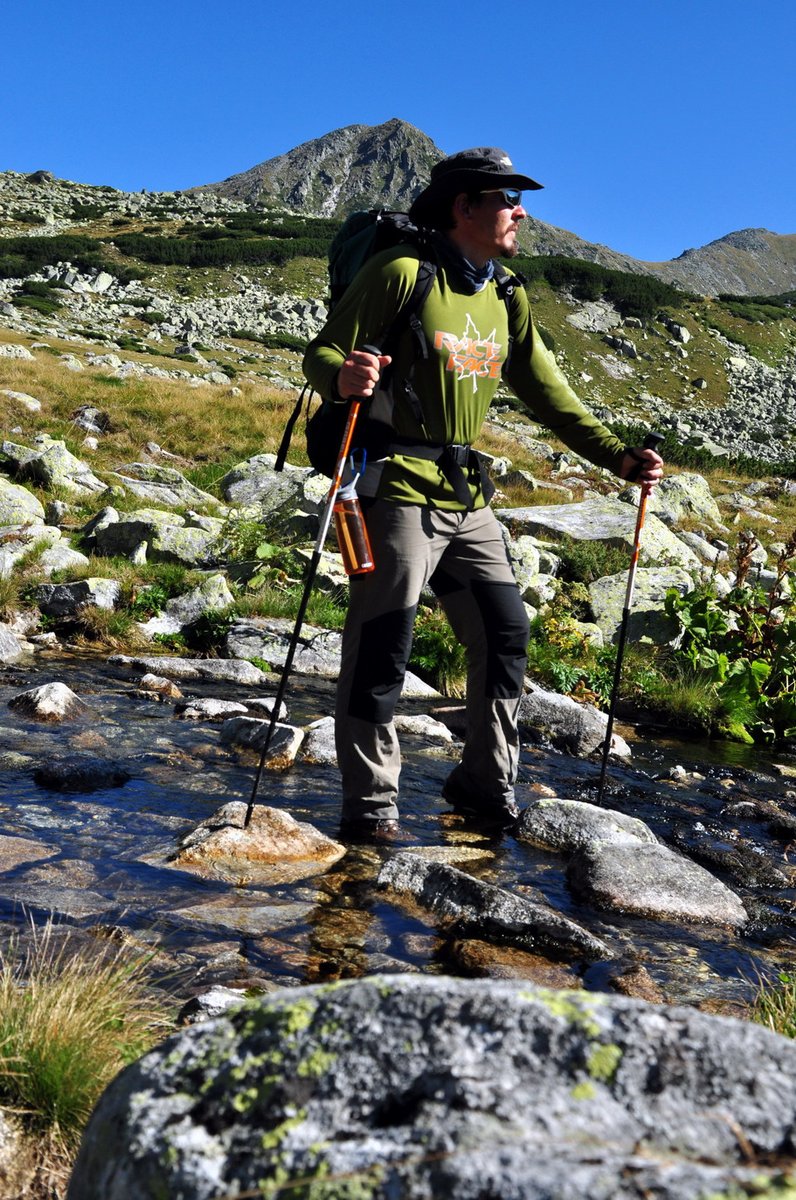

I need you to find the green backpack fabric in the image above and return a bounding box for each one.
[276,210,522,482]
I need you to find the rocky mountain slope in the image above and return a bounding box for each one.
[194,118,796,297]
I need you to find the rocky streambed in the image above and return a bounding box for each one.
[1,643,795,1016]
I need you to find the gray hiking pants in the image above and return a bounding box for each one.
[336,500,530,823]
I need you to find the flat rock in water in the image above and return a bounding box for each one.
[0,834,57,870]
[33,754,131,792]
[170,801,346,879]
[9,681,91,722]
[175,698,249,722]
[67,974,796,1200]
[109,654,266,685]
[568,841,748,928]
[378,852,612,961]
[516,797,658,853]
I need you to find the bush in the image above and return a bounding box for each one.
[509,254,689,319]
[409,604,468,697]
[664,530,796,742]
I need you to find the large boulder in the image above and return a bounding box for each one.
[68,975,796,1200]
[137,573,234,638]
[621,472,725,530]
[110,463,221,509]
[35,578,121,617]
[588,566,695,644]
[0,476,45,525]
[496,497,701,571]
[517,682,631,758]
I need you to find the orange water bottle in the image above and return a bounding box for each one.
[334,481,375,575]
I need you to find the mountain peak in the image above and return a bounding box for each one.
[195,118,440,215]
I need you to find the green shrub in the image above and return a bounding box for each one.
[409,604,468,697]
[509,254,688,319]
[664,530,796,742]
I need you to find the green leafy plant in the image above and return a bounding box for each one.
[665,530,796,742]
[409,604,468,697]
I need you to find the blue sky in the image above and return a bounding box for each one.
[2,0,793,263]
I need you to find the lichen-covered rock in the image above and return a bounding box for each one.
[137,573,234,638]
[110,462,220,509]
[0,476,45,524]
[68,975,796,1200]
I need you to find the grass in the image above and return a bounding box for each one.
[751,970,796,1039]
[0,921,173,1197]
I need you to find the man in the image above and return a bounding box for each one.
[303,147,662,842]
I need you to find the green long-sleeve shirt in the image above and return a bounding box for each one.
[303,246,627,509]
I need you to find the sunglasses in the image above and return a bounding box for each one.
[481,188,523,208]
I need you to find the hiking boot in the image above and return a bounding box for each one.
[441,778,519,831]
[339,817,401,844]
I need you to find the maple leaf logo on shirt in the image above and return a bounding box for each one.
[434,315,503,392]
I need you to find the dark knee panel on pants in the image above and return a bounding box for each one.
[470,581,530,698]
[348,605,417,723]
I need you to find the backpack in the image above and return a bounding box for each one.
[275,210,524,490]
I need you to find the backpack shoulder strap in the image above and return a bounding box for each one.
[275,381,313,472]
[494,263,526,373]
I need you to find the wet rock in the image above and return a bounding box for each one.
[171,801,346,877]
[607,963,667,1004]
[68,974,796,1200]
[219,716,304,768]
[568,842,748,927]
[298,715,336,765]
[175,698,249,722]
[671,821,789,887]
[137,673,184,700]
[516,797,658,853]
[0,833,57,870]
[35,577,121,616]
[109,654,267,686]
[447,939,583,987]
[517,681,631,758]
[177,986,249,1025]
[170,899,317,935]
[34,754,131,792]
[378,852,613,960]
[9,681,91,722]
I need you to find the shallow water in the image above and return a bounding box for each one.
[1,648,794,1010]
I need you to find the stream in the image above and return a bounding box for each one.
[1,647,795,1013]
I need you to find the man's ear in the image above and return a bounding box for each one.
[451,192,471,224]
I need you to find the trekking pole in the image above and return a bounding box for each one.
[243,348,380,828]
[595,431,665,805]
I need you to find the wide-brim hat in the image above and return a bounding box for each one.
[409,146,543,222]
